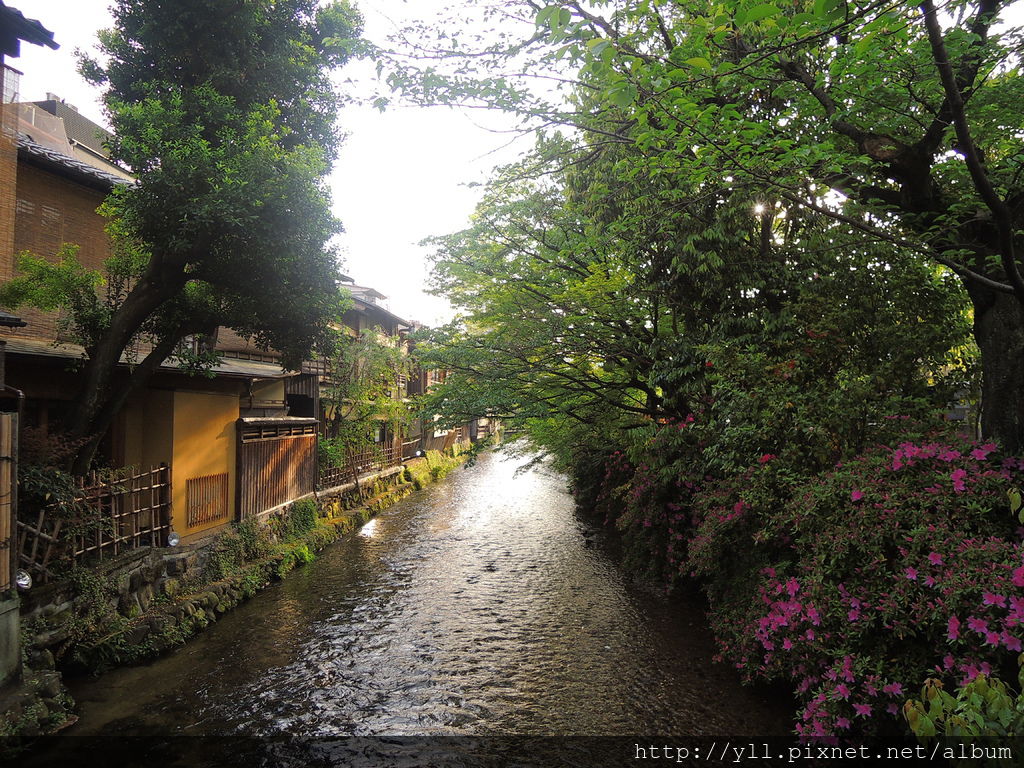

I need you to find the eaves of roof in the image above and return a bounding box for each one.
[17,134,133,191]
[0,2,58,56]
[0,311,26,328]
[3,336,290,379]
[352,296,411,329]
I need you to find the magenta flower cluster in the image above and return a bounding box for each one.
[599,427,1024,744]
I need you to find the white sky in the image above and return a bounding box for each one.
[12,0,529,326]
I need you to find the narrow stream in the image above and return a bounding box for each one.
[26,450,790,767]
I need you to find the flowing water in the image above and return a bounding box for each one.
[25,450,790,767]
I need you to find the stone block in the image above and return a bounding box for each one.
[137,584,155,611]
[26,648,55,671]
[35,670,63,699]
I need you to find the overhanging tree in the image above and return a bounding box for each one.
[3,0,363,474]
[387,0,1024,450]
[418,129,971,469]
[528,0,1024,450]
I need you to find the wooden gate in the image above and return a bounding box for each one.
[237,421,317,519]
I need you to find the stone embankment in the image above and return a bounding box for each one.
[0,448,469,752]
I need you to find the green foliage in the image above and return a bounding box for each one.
[205,530,247,582]
[57,568,129,664]
[906,670,1024,764]
[9,0,366,472]
[320,327,412,460]
[284,498,318,539]
[389,0,1024,450]
[0,248,106,348]
[235,517,272,561]
[275,543,315,578]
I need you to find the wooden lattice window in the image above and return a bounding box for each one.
[186,472,228,527]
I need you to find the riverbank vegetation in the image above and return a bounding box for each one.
[19,452,468,682]
[405,0,1024,750]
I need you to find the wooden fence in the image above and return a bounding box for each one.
[17,464,171,584]
[0,412,14,594]
[237,422,317,519]
[318,444,402,490]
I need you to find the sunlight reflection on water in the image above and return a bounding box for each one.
[27,449,790,767]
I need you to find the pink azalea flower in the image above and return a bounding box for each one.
[851,489,864,502]
[947,615,961,641]
[905,567,918,580]
[982,592,1007,608]
[951,468,967,492]
[853,703,872,717]
[967,616,989,634]
[835,717,851,730]
[1009,597,1024,625]
[1013,566,1024,588]
[835,683,851,699]
[1003,632,1022,652]
[927,552,943,566]
[883,682,903,696]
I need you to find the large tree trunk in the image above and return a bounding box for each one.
[967,282,1024,453]
[67,264,186,474]
[69,330,184,476]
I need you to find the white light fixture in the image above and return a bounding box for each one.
[167,531,181,547]
[15,569,32,590]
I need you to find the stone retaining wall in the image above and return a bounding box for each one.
[1,450,469,753]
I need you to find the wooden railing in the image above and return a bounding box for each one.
[401,439,420,460]
[17,464,172,583]
[318,444,402,490]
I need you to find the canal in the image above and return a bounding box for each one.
[26,450,790,767]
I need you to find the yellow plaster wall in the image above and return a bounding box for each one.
[119,390,173,470]
[171,391,238,537]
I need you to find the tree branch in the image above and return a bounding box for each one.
[920,0,1024,302]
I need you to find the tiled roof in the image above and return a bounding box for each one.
[352,295,411,328]
[17,133,132,190]
[2,336,290,378]
[0,311,26,328]
[32,99,110,157]
[0,2,58,57]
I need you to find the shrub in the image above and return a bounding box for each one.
[285,498,318,538]
[905,671,1024,756]
[692,432,1024,743]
